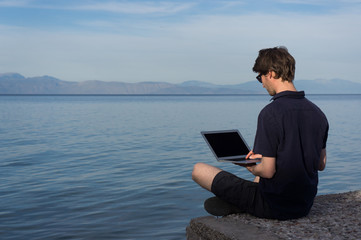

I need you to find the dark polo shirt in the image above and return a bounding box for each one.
[253,91,329,220]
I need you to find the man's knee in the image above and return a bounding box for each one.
[192,162,222,191]
[192,162,206,181]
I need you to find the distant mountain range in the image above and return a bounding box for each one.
[1,73,361,94]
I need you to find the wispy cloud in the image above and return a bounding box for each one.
[277,0,361,8]
[214,1,246,10]
[0,0,196,15]
[73,1,195,14]
[277,0,348,4]
[0,0,32,7]
[277,0,327,4]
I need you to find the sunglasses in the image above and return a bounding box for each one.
[256,72,269,83]
[256,74,262,83]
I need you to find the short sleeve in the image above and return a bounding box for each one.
[253,107,280,157]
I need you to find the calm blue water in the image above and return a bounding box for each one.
[1,94,360,239]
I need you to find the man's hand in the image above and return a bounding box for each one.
[234,150,276,179]
[246,150,262,160]
[233,150,261,169]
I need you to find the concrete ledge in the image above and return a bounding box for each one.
[186,190,361,240]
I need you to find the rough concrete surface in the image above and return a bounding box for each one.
[186,190,361,240]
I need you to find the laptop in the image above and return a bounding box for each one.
[201,129,261,164]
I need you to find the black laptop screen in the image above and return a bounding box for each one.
[203,131,250,158]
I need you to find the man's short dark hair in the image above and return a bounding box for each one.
[253,46,295,82]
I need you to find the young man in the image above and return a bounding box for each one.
[192,46,329,220]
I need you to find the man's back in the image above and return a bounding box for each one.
[254,91,329,220]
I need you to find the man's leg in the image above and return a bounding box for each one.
[191,162,222,192]
[192,163,273,218]
[192,163,243,216]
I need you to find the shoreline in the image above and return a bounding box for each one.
[187,190,361,240]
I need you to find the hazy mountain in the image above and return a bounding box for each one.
[294,79,361,94]
[1,73,361,94]
[0,73,174,94]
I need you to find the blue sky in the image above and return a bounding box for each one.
[0,0,361,84]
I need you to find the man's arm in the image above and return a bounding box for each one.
[318,148,327,171]
[245,157,276,179]
[236,151,276,179]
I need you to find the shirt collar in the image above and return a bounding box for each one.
[271,90,305,101]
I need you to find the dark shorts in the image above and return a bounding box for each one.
[211,171,274,219]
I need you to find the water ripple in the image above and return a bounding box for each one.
[1,95,360,239]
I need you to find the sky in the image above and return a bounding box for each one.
[0,0,361,84]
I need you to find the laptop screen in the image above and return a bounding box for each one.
[202,130,250,158]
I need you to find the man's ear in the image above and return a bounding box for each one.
[269,71,275,79]
[269,71,281,81]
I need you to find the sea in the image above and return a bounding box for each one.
[1,94,360,240]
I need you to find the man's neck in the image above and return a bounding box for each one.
[275,81,297,94]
